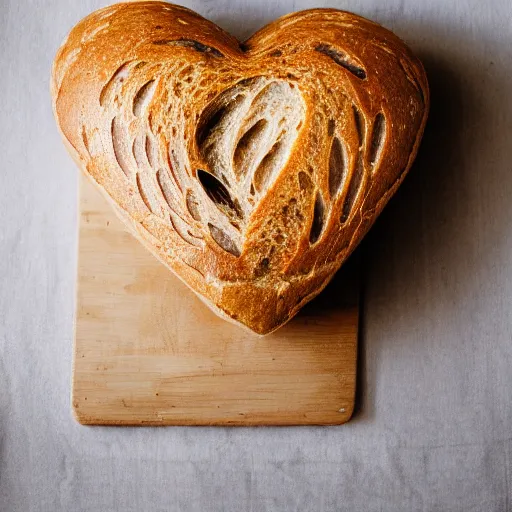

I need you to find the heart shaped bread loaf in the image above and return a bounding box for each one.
[52,2,428,334]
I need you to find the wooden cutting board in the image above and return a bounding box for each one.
[73,175,359,426]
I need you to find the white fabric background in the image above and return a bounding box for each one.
[1,0,511,510]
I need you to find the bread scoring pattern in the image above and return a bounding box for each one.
[52,2,428,333]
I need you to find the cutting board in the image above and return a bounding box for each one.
[73,175,359,426]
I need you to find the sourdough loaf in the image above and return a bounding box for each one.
[52,2,429,334]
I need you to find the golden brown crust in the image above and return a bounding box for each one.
[52,2,429,334]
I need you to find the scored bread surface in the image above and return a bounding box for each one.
[52,2,429,334]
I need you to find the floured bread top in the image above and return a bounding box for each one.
[52,2,429,334]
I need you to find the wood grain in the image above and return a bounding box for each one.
[73,175,359,426]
